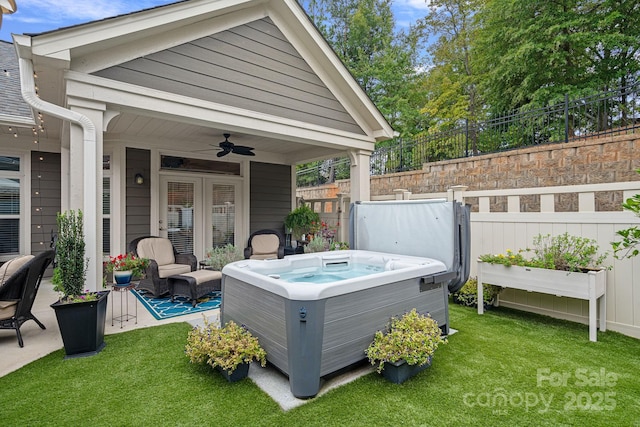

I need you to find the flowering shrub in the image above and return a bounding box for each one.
[104,252,149,277]
[329,241,349,250]
[478,249,528,267]
[319,220,337,240]
[65,290,99,303]
[304,221,348,252]
[479,233,609,272]
[365,308,446,373]
[185,317,267,374]
[452,277,502,307]
[204,244,243,270]
[306,235,328,253]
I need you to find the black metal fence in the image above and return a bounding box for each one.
[297,84,640,187]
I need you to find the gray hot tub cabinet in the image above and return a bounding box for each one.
[221,200,470,398]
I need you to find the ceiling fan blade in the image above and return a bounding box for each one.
[216,149,231,157]
[232,145,255,156]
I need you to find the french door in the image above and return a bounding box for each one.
[159,175,242,260]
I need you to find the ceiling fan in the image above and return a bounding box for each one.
[212,133,255,157]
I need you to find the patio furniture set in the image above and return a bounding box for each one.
[129,230,286,306]
[0,229,285,347]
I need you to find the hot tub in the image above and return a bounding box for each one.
[221,250,448,398]
[222,199,470,398]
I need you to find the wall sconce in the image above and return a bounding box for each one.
[134,173,144,185]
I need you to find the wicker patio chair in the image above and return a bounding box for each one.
[0,250,55,347]
[128,236,197,297]
[244,229,285,260]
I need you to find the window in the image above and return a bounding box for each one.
[103,155,111,254]
[0,156,21,255]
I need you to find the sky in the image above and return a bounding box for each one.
[0,0,431,43]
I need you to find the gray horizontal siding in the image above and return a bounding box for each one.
[126,148,151,245]
[250,162,291,233]
[92,18,364,135]
[31,151,60,274]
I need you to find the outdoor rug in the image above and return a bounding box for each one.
[132,289,222,320]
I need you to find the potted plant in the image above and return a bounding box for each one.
[477,232,609,342]
[203,244,244,271]
[452,277,502,310]
[612,168,640,260]
[365,308,446,384]
[50,210,110,358]
[284,204,320,242]
[185,316,267,382]
[104,252,150,285]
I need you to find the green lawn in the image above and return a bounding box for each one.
[1,303,639,426]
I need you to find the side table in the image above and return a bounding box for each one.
[111,283,137,328]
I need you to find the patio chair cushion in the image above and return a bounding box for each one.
[0,299,18,320]
[158,263,193,278]
[0,255,34,286]
[249,234,280,259]
[135,238,176,266]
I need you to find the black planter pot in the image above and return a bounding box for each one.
[51,290,110,359]
[216,362,250,382]
[381,357,432,384]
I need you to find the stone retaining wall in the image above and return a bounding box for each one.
[298,133,640,212]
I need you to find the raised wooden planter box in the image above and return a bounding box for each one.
[477,261,607,342]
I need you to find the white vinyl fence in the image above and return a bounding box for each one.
[305,182,640,339]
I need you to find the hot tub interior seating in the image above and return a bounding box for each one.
[129,236,197,297]
[222,199,470,398]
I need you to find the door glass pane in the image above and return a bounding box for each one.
[211,185,235,247]
[167,182,194,254]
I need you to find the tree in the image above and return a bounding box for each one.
[475,0,640,113]
[420,0,485,153]
[301,0,429,139]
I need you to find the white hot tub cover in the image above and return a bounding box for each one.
[349,199,470,293]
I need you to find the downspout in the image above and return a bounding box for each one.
[15,42,100,292]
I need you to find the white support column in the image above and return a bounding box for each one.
[60,122,71,211]
[348,149,372,202]
[67,99,106,292]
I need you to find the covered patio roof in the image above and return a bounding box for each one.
[10,0,394,291]
[14,0,394,165]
